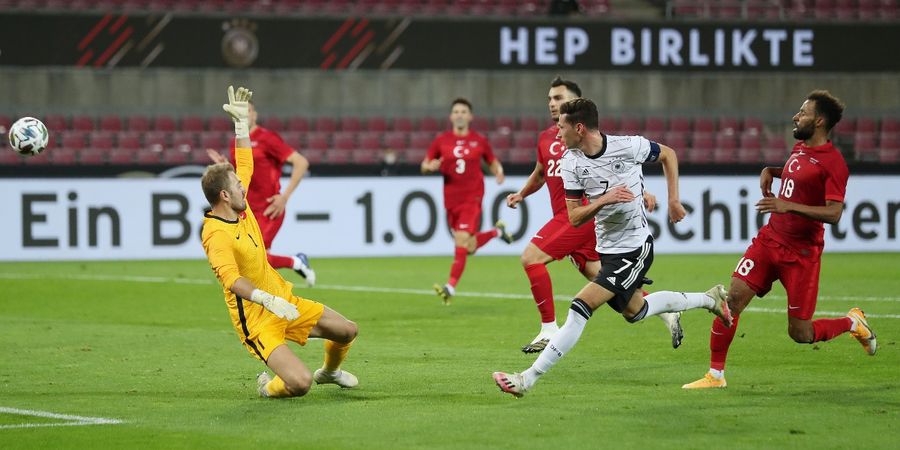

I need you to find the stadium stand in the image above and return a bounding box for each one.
[666,0,898,20]
[5,112,897,166]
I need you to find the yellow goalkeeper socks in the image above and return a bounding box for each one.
[265,376,291,398]
[323,339,354,372]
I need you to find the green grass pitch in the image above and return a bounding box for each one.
[1,253,897,448]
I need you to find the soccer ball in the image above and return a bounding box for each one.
[8,117,50,156]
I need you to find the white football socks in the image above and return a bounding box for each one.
[644,291,714,317]
[523,306,589,389]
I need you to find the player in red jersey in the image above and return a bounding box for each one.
[207,101,316,285]
[683,90,877,389]
[507,77,683,353]
[421,98,513,304]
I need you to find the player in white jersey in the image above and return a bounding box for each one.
[492,98,734,397]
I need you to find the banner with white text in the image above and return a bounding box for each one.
[0,176,897,261]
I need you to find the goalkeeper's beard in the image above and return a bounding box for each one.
[230,197,247,213]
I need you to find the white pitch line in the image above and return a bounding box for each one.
[0,407,122,430]
[1,272,899,318]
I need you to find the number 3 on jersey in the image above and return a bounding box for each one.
[455,159,466,174]
[735,257,754,276]
[545,159,562,178]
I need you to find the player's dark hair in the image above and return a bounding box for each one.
[201,162,235,205]
[807,90,844,131]
[550,76,582,98]
[451,97,473,112]
[559,98,599,130]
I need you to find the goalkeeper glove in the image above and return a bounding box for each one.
[250,289,299,321]
[222,85,253,139]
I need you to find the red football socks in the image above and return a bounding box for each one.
[710,315,741,371]
[267,253,294,269]
[525,264,556,323]
[474,229,499,250]
[812,317,853,342]
[448,246,468,287]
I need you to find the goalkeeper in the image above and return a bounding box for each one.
[201,85,359,398]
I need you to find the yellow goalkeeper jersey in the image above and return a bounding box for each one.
[201,147,295,330]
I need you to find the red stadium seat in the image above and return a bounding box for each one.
[61,131,87,149]
[668,116,691,134]
[409,132,434,150]
[644,116,666,135]
[351,149,381,164]
[512,131,536,150]
[258,116,283,132]
[180,116,204,132]
[489,132,512,150]
[333,132,356,150]
[494,116,516,133]
[303,148,326,165]
[88,131,115,149]
[358,132,383,150]
[172,132,196,151]
[199,131,226,151]
[126,116,150,132]
[599,117,618,133]
[282,116,308,132]
[855,117,877,134]
[305,132,329,151]
[693,117,715,135]
[161,149,189,165]
[314,117,336,133]
[71,115,95,131]
[519,116,541,132]
[152,116,177,132]
[392,117,414,132]
[742,117,764,135]
[43,114,67,132]
[99,115,123,132]
[207,116,233,132]
[383,132,408,150]
[718,116,741,135]
[471,117,490,132]
[854,133,878,161]
[143,131,168,151]
[48,147,77,165]
[618,117,641,135]
[340,117,361,132]
[117,131,141,150]
[279,131,302,150]
[79,148,106,165]
[419,116,442,133]
[365,117,388,132]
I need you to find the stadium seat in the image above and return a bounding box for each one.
[88,131,115,149]
[23,151,51,166]
[351,149,381,164]
[668,116,691,134]
[742,117,764,135]
[116,131,141,150]
[333,132,356,150]
[419,116,441,133]
[340,117,362,132]
[126,116,151,132]
[512,131,536,150]
[472,117,490,132]
[199,131,226,151]
[180,116,205,132]
[172,131,196,151]
[507,148,533,164]
[208,116,233,132]
[853,133,879,161]
[383,132,409,150]
[161,149,189,165]
[409,132,434,151]
[599,117,618,133]
[494,116,516,133]
[49,147,77,165]
[99,115,123,132]
[306,132,329,151]
[133,148,161,164]
[365,117,388,132]
[693,117,715,135]
[618,117,641,135]
[61,131,87,149]
[718,116,741,135]
[358,132,382,150]
[152,116,177,132]
[71,115,95,132]
[281,116,307,133]
[519,116,541,132]
[143,131,168,151]
[259,116,284,132]
[43,114,67,132]
[392,117,414,133]
[279,131,302,150]
[314,117,336,133]
[644,116,666,136]
[0,150,23,165]
[79,148,106,165]
[303,148,326,165]
[107,148,134,165]
[489,132,512,150]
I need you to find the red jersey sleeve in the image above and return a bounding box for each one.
[824,157,849,203]
[262,130,295,164]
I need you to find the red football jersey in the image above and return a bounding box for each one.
[767,140,848,250]
[537,125,570,216]
[229,126,295,212]
[426,130,496,209]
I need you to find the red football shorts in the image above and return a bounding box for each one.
[255,209,286,249]
[531,214,599,272]
[733,227,822,320]
[446,203,482,234]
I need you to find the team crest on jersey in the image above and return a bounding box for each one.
[611,159,628,174]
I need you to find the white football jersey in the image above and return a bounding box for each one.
[561,134,659,254]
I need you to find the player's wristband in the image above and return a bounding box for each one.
[234,120,250,139]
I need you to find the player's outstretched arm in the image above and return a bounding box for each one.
[656,144,686,223]
[230,277,299,320]
[223,85,254,189]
